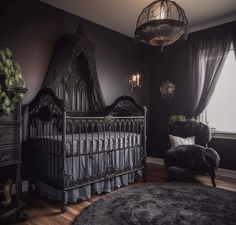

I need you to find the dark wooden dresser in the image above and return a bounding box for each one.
[0,102,26,221]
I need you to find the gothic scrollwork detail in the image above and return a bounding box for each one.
[29,88,64,129]
[104,95,145,117]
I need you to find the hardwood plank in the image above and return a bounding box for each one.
[9,164,236,225]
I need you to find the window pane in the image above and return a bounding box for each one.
[207,49,236,133]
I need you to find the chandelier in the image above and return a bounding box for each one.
[135,0,188,51]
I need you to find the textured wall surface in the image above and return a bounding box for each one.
[0,0,149,107]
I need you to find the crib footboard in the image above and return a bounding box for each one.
[64,115,146,189]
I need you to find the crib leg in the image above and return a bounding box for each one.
[61,191,66,213]
[142,157,147,182]
[210,171,216,188]
[61,204,66,213]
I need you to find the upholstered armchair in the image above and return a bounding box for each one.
[164,120,220,187]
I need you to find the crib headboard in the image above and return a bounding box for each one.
[29,88,64,124]
[104,95,147,117]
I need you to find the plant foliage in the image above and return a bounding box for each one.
[169,114,186,125]
[0,47,26,114]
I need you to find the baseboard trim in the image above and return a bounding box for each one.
[216,168,236,181]
[147,157,236,182]
[147,157,164,166]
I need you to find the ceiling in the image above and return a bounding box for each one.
[39,0,236,37]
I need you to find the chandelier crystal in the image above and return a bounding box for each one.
[135,0,188,50]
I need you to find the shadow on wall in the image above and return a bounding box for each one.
[209,138,236,170]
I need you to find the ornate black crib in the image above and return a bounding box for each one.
[28,88,147,212]
[28,26,147,212]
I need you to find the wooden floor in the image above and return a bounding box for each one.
[9,163,236,225]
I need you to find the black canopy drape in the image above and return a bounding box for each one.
[187,33,233,118]
[42,25,105,111]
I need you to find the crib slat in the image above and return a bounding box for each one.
[119,121,122,173]
[52,120,56,186]
[128,120,131,171]
[71,121,74,183]
[46,122,49,182]
[123,120,126,172]
[91,120,94,179]
[97,120,100,178]
[103,121,106,176]
[78,123,81,182]
[85,120,88,180]
[114,120,117,174]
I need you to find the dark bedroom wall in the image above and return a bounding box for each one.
[0,0,149,107]
[148,42,190,158]
[210,138,236,170]
[148,21,236,170]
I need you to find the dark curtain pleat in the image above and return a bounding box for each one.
[187,33,232,118]
[42,32,105,111]
[233,31,236,60]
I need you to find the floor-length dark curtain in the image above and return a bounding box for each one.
[188,34,232,118]
[233,32,236,59]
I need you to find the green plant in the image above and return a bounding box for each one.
[169,114,186,125]
[0,47,26,114]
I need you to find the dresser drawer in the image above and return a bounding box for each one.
[0,145,20,165]
[0,126,19,146]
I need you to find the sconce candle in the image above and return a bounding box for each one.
[129,73,141,92]
[136,74,140,86]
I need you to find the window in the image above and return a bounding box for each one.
[206,45,236,134]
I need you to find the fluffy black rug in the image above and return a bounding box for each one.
[73,183,236,225]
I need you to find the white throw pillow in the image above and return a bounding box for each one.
[169,135,195,148]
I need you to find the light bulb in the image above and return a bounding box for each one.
[160,6,165,19]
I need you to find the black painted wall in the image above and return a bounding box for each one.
[148,22,236,170]
[148,42,190,158]
[0,0,150,107]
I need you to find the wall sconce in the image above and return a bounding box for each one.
[160,80,175,98]
[129,73,141,92]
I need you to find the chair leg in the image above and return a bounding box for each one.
[210,171,216,187]
[142,157,147,182]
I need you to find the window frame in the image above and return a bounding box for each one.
[199,44,236,139]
